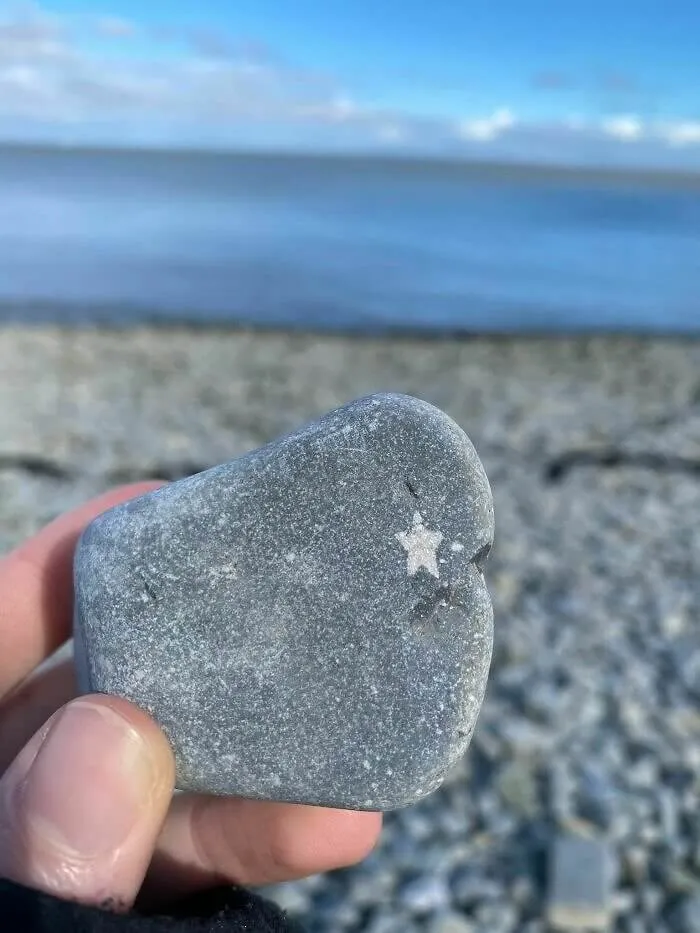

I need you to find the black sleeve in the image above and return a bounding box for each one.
[0,878,306,933]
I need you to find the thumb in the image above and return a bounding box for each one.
[0,695,174,911]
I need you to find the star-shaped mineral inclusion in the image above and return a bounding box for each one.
[396,511,444,579]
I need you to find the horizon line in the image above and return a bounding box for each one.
[2,139,700,189]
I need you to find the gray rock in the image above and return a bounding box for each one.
[474,901,519,933]
[577,764,617,830]
[638,884,664,918]
[668,894,700,933]
[547,830,616,931]
[426,912,476,933]
[398,874,451,914]
[258,882,309,916]
[363,908,417,933]
[496,758,540,818]
[73,393,494,809]
[619,920,646,933]
[450,869,502,907]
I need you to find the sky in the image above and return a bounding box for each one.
[1,1,700,169]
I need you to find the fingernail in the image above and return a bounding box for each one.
[17,700,158,858]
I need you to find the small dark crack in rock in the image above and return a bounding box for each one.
[473,542,492,571]
[410,582,466,634]
[545,449,700,483]
[404,476,420,500]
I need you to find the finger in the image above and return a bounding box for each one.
[0,658,76,776]
[0,482,163,698]
[0,658,382,901]
[0,695,174,911]
[143,794,382,903]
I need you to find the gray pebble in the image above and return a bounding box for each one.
[547,830,616,931]
[496,758,540,818]
[668,894,700,933]
[639,884,664,917]
[577,764,618,830]
[426,913,476,933]
[363,908,418,933]
[258,883,310,916]
[399,874,451,914]
[74,393,494,809]
[450,869,502,907]
[474,901,518,932]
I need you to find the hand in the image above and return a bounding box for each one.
[0,485,381,912]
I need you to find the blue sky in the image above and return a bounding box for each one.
[1,0,699,169]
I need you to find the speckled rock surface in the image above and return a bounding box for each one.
[73,392,494,809]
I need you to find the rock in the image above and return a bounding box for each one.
[398,874,451,914]
[668,894,700,933]
[496,759,540,818]
[547,830,616,931]
[363,908,417,933]
[549,760,576,823]
[450,869,502,908]
[658,787,680,841]
[74,393,494,809]
[474,901,519,933]
[258,882,309,916]
[620,845,648,884]
[426,912,475,933]
[638,884,663,918]
[619,920,646,933]
[577,764,617,830]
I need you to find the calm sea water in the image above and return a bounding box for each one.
[0,147,699,332]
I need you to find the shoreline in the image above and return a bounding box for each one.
[2,319,700,341]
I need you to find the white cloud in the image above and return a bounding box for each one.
[597,114,700,149]
[658,120,700,147]
[601,114,644,141]
[0,5,699,167]
[0,6,391,134]
[456,108,515,142]
[0,10,68,64]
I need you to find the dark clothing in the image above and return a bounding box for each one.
[0,879,303,932]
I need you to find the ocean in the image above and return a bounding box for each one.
[0,146,699,333]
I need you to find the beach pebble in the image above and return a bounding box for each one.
[425,912,476,933]
[547,830,616,931]
[73,393,494,809]
[398,874,451,914]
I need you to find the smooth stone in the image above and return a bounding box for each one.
[426,912,476,933]
[399,874,451,914]
[74,393,494,809]
[547,830,616,932]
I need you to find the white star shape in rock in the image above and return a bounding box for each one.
[396,511,444,579]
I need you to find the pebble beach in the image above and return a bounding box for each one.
[3,326,700,933]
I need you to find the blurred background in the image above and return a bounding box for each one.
[2,2,700,932]
[0,0,699,330]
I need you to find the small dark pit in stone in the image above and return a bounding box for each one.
[410,582,465,634]
[472,542,492,572]
[404,476,421,500]
[138,574,159,601]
